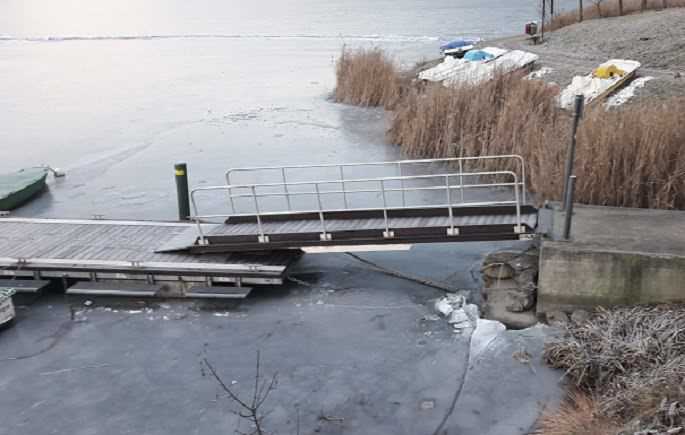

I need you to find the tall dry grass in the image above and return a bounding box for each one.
[333,47,406,109]
[548,0,685,31]
[533,391,622,435]
[335,49,685,210]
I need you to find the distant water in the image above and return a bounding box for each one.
[0,0,575,219]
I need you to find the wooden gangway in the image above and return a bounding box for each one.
[0,217,301,298]
[189,155,538,253]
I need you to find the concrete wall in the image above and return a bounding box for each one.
[538,242,685,313]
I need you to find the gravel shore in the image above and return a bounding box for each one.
[497,8,685,101]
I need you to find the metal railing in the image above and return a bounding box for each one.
[190,155,528,245]
[225,155,527,211]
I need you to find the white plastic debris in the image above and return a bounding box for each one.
[83,300,93,307]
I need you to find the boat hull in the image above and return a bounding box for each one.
[0,169,48,211]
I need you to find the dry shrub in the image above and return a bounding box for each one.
[543,306,685,433]
[334,47,406,109]
[548,0,685,31]
[534,391,621,435]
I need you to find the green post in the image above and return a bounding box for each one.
[175,163,190,221]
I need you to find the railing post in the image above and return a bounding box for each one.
[513,173,523,234]
[226,171,236,213]
[563,175,577,240]
[189,190,207,245]
[562,94,584,210]
[339,165,348,209]
[282,167,292,211]
[174,163,191,221]
[398,162,406,207]
[314,183,331,241]
[458,159,465,203]
[380,179,393,238]
[251,186,268,243]
[446,175,457,236]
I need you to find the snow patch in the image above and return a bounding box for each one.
[605,76,654,107]
[470,318,506,358]
[526,67,553,80]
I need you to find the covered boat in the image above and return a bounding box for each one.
[440,37,480,57]
[0,167,49,211]
[559,59,641,109]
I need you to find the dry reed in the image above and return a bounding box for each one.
[533,391,622,435]
[333,47,406,109]
[547,0,685,31]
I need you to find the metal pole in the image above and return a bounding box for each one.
[174,163,191,221]
[578,0,584,22]
[562,94,584,210]
[563,176,577,240]
[541,0,546,41]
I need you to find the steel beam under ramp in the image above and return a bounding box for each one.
[189,155,538,254]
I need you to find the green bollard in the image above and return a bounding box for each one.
[175,163,190,221]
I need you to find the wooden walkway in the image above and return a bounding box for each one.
[0,217,301,298]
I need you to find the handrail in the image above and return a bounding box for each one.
[225,155,527,209]
[191,169,525,245]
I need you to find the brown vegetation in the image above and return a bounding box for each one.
[534,391,621,435]
[333,47,406,109]
[334,49,685,210]
[541,306,685,434]
[547,0,685,31]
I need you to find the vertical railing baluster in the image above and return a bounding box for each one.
[315,183,330,240]
[251,185,268,243]
[446,175,456,235]
[339,165,348,209]
[458,159,465,203]
[380,179,393,238]
[512,174,523,234]
[190,190,207,245]
[282,167,292,211]
[398,162,405,207]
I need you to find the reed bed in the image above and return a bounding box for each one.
[333,48,685,210]
[547,0,685,31]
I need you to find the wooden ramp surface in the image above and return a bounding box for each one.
[0,218,300,286]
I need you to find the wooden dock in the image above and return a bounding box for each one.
[0,217,301,298]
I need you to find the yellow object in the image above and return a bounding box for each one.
[593,65,626,79]
[175,169,185,176]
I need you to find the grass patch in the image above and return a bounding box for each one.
[541,306,685,434]
[548,0,685,31]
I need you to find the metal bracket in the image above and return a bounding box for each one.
[383,230,395,239]
[320,233,332,241]
[258,235,270,243]
[447,227,460,236]
[519,233,536,241]
[514,225,525,234]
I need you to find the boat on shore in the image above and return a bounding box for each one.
[440,37,480,58]
[0,167,50,211]
[559,59,641,109]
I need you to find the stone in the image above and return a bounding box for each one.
[447,309,469,325]
[481,263,515,280]
[482,292,539,329]
[546,310,569,327]
[570,309,591,325]
[504,289,536,313]
[434,295,465,317]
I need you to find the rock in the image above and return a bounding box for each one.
[514,269,538,289]
[504,289,536,313]
[482,292,539,329]
[570,309,591,324]
[675,71,681,79]
[546,310,569,327]
[481,263,515,280]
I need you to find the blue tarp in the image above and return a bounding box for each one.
[464,50,494,61]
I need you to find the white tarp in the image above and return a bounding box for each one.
[418,48,538,87]
[559,59,641,109]
[418,47,509,83]
[443,50,539,87]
